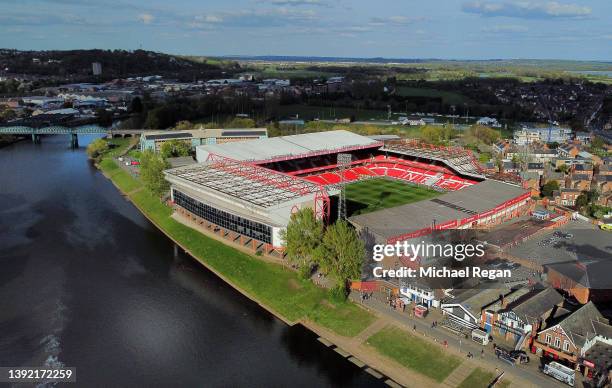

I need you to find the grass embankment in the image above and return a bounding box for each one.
[98,149,374,337]
[346,178,442,216]
[367,326,462,382]
[457,368,510,388]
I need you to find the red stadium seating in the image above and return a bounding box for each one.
[300,155,477,191]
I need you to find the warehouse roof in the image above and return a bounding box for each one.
[196,130,381,163]
[349,180,527,241]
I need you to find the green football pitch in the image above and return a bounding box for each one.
[345,178,442,216]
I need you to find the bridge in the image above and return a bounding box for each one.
[0,125,146,147]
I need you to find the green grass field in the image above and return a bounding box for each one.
[346,178,441,216]
[395,86,473,105]
[457,368,510,388]
[367,326,462,382]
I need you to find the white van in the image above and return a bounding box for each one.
[471,329,489,345]
[543,361,575,386]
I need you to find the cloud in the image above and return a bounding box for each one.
[482,24,529,33]
[138,13,155,24]
[0,12,87,26]
[265,0,329,6]
[369,16,426,26]
[462,1,592,19]
[187,8,317,30]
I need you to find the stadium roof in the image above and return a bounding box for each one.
[196,130,382,163]
[349,180,528,241]
[164,157,328,209]
[142,128,267,141]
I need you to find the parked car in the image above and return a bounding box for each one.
[494,346,529,365]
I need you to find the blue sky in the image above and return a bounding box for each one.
[0,0,610,60]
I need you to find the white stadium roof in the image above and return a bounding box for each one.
[196,130,382,163]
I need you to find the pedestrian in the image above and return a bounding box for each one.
[413,324,416,332]
[481,349,484,358]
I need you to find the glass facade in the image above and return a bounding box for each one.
[173,189,273,244]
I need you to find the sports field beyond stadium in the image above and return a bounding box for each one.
[346,178,441,216]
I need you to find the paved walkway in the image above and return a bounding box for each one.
[441,362,475,387]
[353,317,388,344]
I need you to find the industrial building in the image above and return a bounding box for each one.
[140,128,268,152]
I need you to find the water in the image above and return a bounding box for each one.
[0,135,384,387]
[569,70,612,77]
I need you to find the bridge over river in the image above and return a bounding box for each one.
[0,125,145,147]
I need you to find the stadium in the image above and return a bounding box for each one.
[164,130,532,255]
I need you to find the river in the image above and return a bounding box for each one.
[0,135,385,387]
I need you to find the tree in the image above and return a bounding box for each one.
[315,221,365,290]
[279,208,324,277]
[557,164,570,174]
[173,120,193,131]
[421,125,452,144]
[160,139,191,159]
[467,125,500,145]
[541,180,560,198]
[86,138,109,161]
[226,117,256,128]
[129,97,143,113]
[575,193,589,210]
[140,150,170,197]
[96,108,112,127]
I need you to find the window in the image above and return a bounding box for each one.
[554,337,561,348]
[545,334,552,344]
[173,189,273,244]
[563,341,570,352]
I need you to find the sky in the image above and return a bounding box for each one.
[0,0,611,60]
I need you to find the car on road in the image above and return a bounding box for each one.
[494,346,529,365]
[600,223,612,231]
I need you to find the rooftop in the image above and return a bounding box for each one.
[164,156,328,209]
[196,130,382,163]
[349,180,528,241]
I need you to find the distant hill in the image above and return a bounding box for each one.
[225,55,612,70]
[0,49,230,81]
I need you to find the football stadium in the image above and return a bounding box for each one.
[164,130,532,255]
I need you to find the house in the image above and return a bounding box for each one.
[572,163,594,179]
[597,164,612,176]
[502,161,520,174]
[544,171,566,189]
[553,188,581,207]
[399,278,444,308]
[577,151,602,166]
[553,158,586,170]
[484,287,563,348]
[520,172,541,197]
[493,141,511,156]
[558,144,582,159]
[441,287,511,329]
[527,162,545,175]
[593,175,612,194]
[580,326,612,380]
[568,174,591,191]
[598,193,612,207]
[533,302,609,368]
[575,131,592,144]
